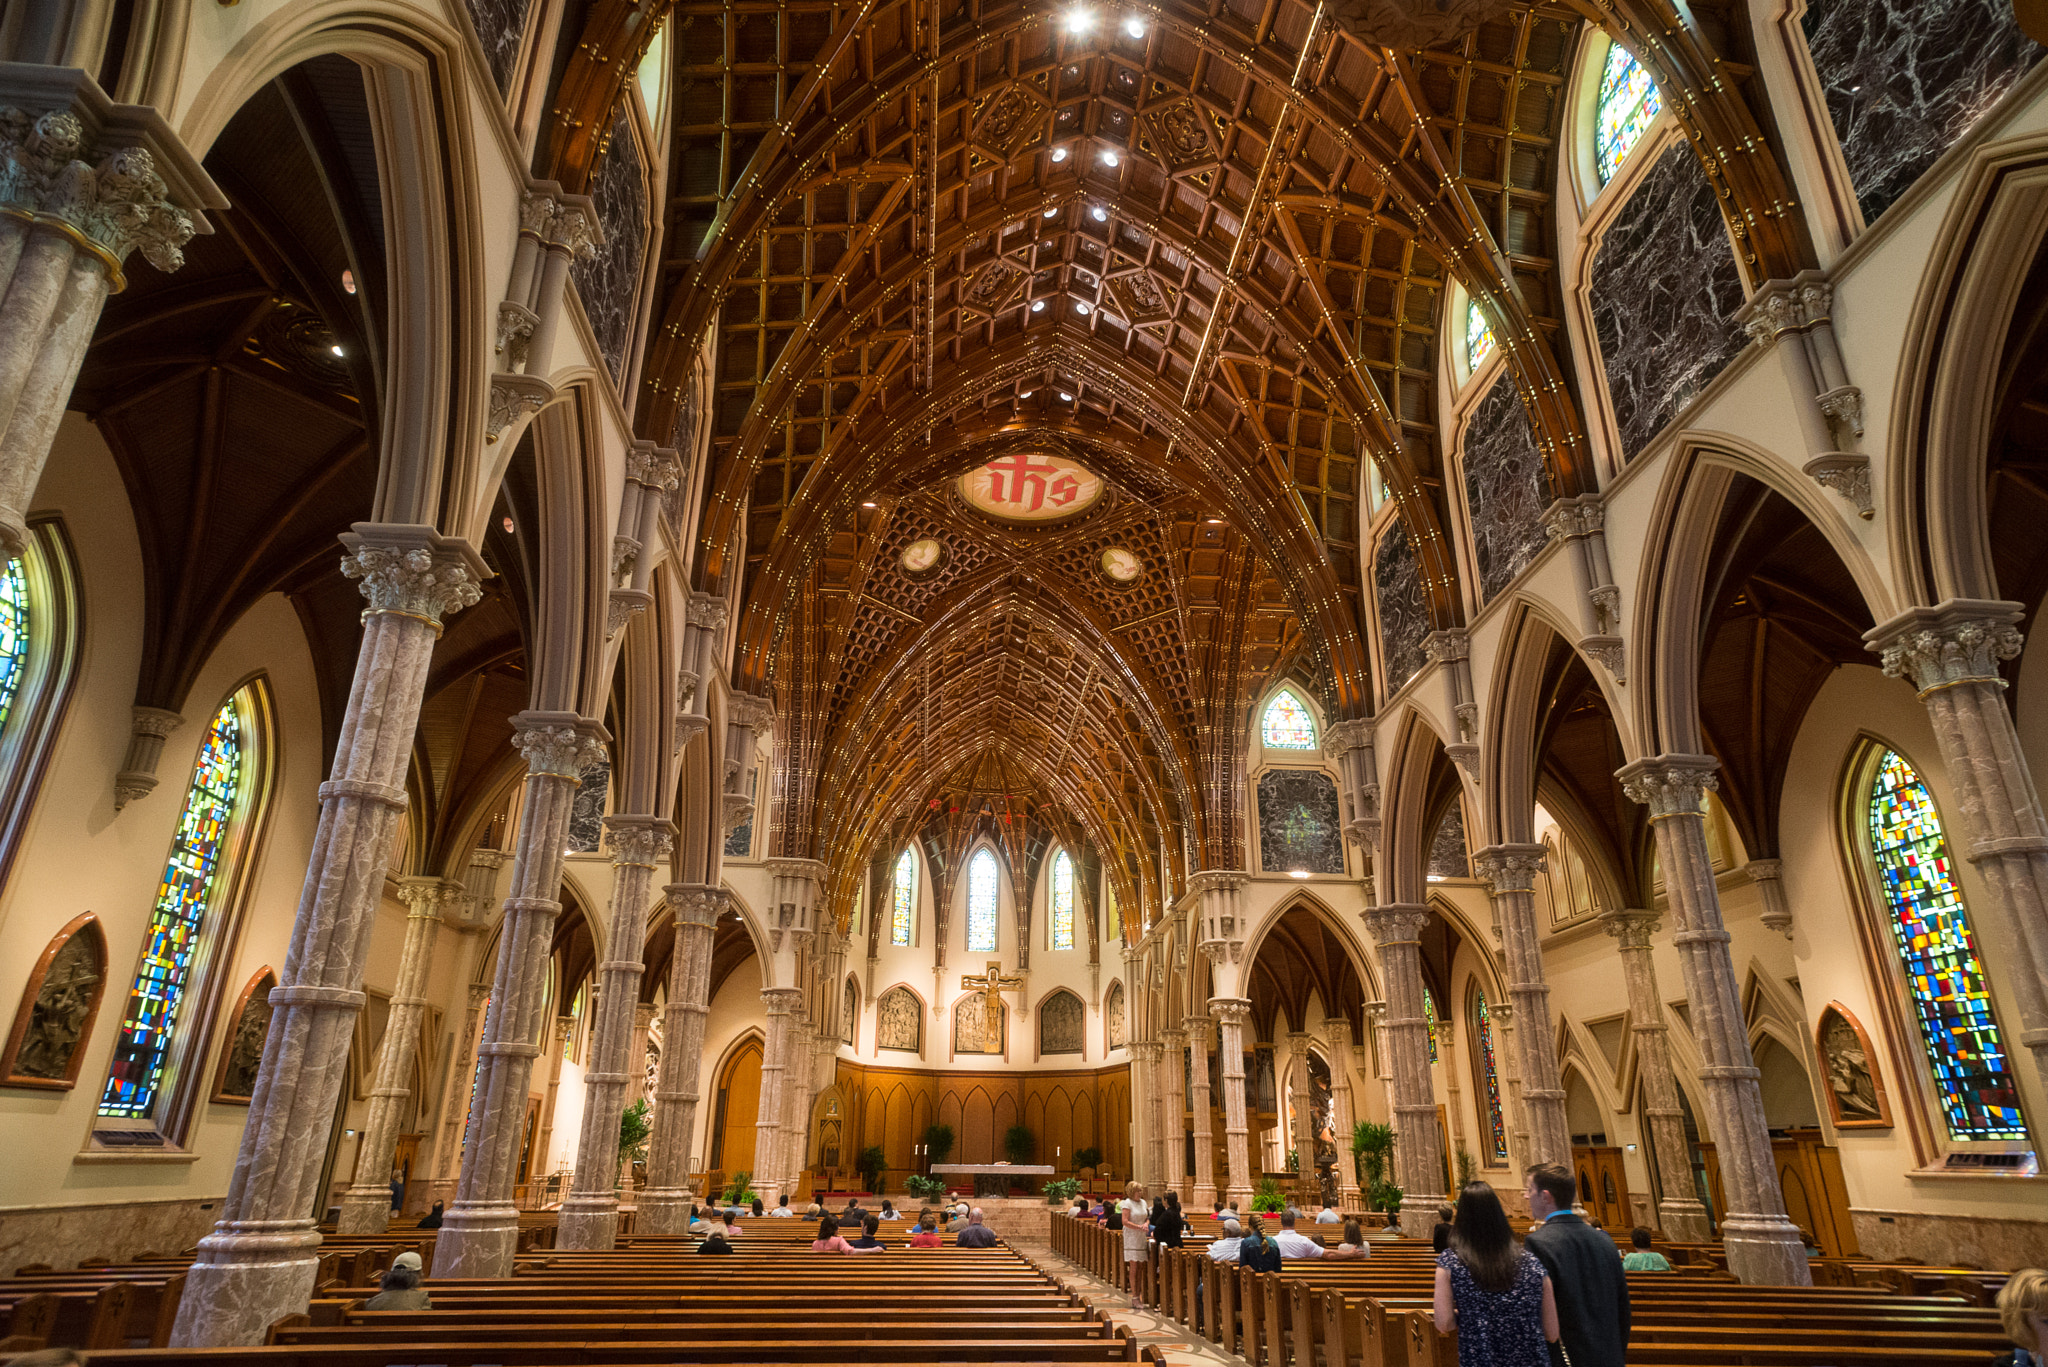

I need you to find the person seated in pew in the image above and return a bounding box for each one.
[771,1195,795,1218]
[1207,1218,1243,1262]
[364,1252,432,1311]
[1383,1209,1404,1238]
[1315,1203,1341,1224]
[812,1215,885,1254]
[1620,1227,1671,1273]
[1211,1200,1226,1220]
[945,1203,970,1233]
[416,1201,444,1229]
[1071,1195,1091,1217]
[1329,1218,1370,1261]
[697,1231,734,1255]
[1272,1208,1325,1260]
[956,1206,1000,1248]
[1433,1203,1456,1255]
[879,1200,901,1221]
[1238,1215,1282,1273]
[848,1214,889,1250]
[1996,1267,2047,1367]
[750,1198,766,1218]
[1434,1181,1559,1367]
[725,1205,745,1229]
[909,1214,943,1248]
[802,1200,825,1219]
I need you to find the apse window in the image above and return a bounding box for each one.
[1594,40,1660,186]
[892,847,916,946]
[966,847,1000,953]
[1261,687,1317,750]
[1051,848,1076,950]
[1465,299,1496,373]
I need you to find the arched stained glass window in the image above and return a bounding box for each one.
[1465,300,1496,373]
[892,848,916,946]
[1424,989,1439,1065]
[1262,688,1316,749]
[1107,882,1122,941]
[0,558,27,738]
[1865,749,2026,1141]
[1594,41,1661,185]
[967,848,1000,953]
[1473,989,1508,1163]
[100,695,247,1120]
[1051,849,1075,950]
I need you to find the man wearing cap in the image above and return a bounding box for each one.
[365,1251,432,1310]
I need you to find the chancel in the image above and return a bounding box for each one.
[0,0,2043,1362]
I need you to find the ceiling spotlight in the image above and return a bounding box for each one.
[1091,206,1108,221]
[1063,7,1093,32]
[1075,301,1091,314]
[1020,390,1035,398]
[1044,207,1058,217]
[1031,299,1046,311]
[1059,391,1074,401]
[1100,149,1120,167]
[1125,15,1146,36]
[501,515,516,533]
[1205,517,1224,524]
[1051,147,1069,163]
[340,269,357,295]
[861,500,877,508]
[330,344,345,357]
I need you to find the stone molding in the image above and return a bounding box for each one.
[339,525,487,628]
[1361,901,1430,945]
[1617,753,1719,818]
[1597,907,1661,950]
[1471,843,1547,893]
[1866,599,2025,694]
[602,816,673,868]
[511,712,608,777]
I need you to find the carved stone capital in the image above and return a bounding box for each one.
[467,981,492,1009]
[486,371,554,444]
[511,712,608,778]
[1804,453,1873,520]
[765,857,827,884]
[1541,494,1603,542]
[547,197,603,258]
[666,882,729,929]
[339,525,487,627]
[1325,716,1375,756]
[687,592,730,631]
[728,691,777,733]
[1866,599,2025,695]
[673,713,709,752]
[129,705,182,740]
[1471,843,1547,893]
[518,188,555,236]
[1360,901,1430,946]
[604,816,674,868]
[1188,869,1250,897]
[721,791,755,835]
[394,876,453,917]
[1598,907,1661,950]
[1745,858,1783,886]
[1208,997,1252,1027]
[1579,635,1627,681]
[494,301,537,363]
[1817,385,1865,438]
[626,443,682,490]
[1617,754,1719,818]
[606,587,652,641]
[1422,629,1469,664]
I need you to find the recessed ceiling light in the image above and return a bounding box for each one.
[1044,207,1058,217]
[330,344,345,357]
[1020,390,1035,398]
[1100,150,1120,167]
[1059,391,1074,400]
[1063,7,1093,32]
[340,269,356,295]
[1031,300,1046,311]
[1076,302,1091,314]
[1125,15,1146,36]
[861,501,877,508]
[1206,517,1224,524]
[501,516,515,533]
[1091,206,1108,221]
[1051,147,1069,163]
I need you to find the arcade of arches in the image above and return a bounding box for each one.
[0,0,2045,1345]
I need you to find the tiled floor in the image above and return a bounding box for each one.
[1007,1239,1244,1367]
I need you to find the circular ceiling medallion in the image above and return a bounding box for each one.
[1099,546,1143,584]
[957,452,1105,523]
[899,537,945,575]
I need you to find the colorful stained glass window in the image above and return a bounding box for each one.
[1262,688,1316,749]
[892,848,916,946]
[967,848,1000,953]
[1865,749,2026,1141]
[462,996,492,1150]
[1473,989,1508,1163]
[1466,299,1496,372]
[1051,849,1075,950]
[1594,41,1661,186]
[1424,989,1439,1065]
[0,558,27,739]
[100,695,246,1120]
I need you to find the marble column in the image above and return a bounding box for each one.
[1472,844,1570,1167]
[1868,602,2048,1089]
[1619,756,1810,1285]
[1185,1015,1216,1207]
[752,986,805,1204]
[436,981,493,1186]
[557,817,674,1250]
[1325,1016,1362,1207]
[337,876,456,1233]
[1362,903,1447,1229]
[1160,1026,1187,1196]
[170,528,482,1347]
[1209,999,1254,1208]
[432,715,607,1279]
[620,1000,659,1208]
[1436,1012,1468,1172]
[640,884,723,1233]
[1286,1031,1314,1192]
[0,71,220,564]
[1365,1000,1398,1125]
[1599,908,1711,1241]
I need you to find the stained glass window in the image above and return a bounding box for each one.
[1594,41,1661,186]
[1262,688,1316,749]
[967,848,999,953]
[100,695,246,1120]
[1424,989,1439,1065]
[0,558,27,740]
[1473,989,1508,1163]
[892,848,915,946]
[1107,883,1122,940]
[1466,299,1496,372]
[462,996,492,1150]
[1865,749,2026,1141]
[1051,849,1075,950]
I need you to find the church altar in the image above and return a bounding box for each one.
[932,1163,1056,1198]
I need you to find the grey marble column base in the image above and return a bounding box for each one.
[555,1198,619,1251]
[170,1223,320,1347]
[636,1190,691,1235]
[1401,1194,1448,1233]
[1191,1181,1216,1209]
[1657,1200,1712,1244]
[1721,1213,1815,1285]
[333,1189,395,1236]
[431,1203,521,1278]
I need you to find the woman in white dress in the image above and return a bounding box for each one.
[1117,1180,1151,1307]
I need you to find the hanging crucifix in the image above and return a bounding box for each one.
[959,960,1023,1054]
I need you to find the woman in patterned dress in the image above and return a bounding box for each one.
[1432,1182,1559,1367]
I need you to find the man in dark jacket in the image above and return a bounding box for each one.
[1524,1164,1629,1367]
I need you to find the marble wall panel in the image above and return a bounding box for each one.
[572,112,650,383]
[1257,769,1345,874]
[1460,374,1552,602]
[1374,521,1431,694]
[0,1196,222,1275]
[567,757,610,853]
[1850,1205,2048,1269]
[1802,0,2040,227]
[1588,142,1747,461]
[1427,803,1469,879]
[465,0,532,94]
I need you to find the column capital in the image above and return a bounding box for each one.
[1488,999,1514,1027]
[394,876,457,917]
[1183,1014,1212,1037]
[634,1000,659,1028]
[1208,996,1252,1026]
[666,883,730,928]
[764,857,827,882]
[545,194,603,257]
[1189,868,1250,895]
[728,690,778,733]
[1422,628,1469,664]
[760,986,805,1012]
[1364,999,1387,1025]
[687,591,729,630]
[510,712,608,777]
[1541,493,1604,541]
[1865,599,2024,694]
[1471,843,1548,892]
[1745,858,1783,884]
[1160,1026,1186,1046]
[603,815,674,868]
[1616,753,1719,818]
[1361,901,1430,946]
[1597,907,1662,949]
[339,525,488,629]
[625,442,683,491]
[466,981,492,1009]
[1326,717,1375,755]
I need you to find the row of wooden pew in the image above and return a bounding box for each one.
[1051,1211,2014,1367]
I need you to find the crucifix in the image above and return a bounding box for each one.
[960,960,1024,1053]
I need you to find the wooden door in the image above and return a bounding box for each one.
[711,1037,763,1177]
[517,1099,541,1183]
[1571,1145,1630,1230]
[1773,1129,1860,1258]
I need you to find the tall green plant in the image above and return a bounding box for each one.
[1004,1125,1036,1164]
[856,1144,887,1193]
[1352,1121,1401,1213]
[617,1099,652,1167]
[1074,1146,1103,1175]
[1252,1176,1287,1213]
[924,1123,956,1169]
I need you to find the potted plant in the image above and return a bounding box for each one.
[1252,1176,1286,1213]
[617,1099,651,1186]
[1073,1146,1102,1179]
[856,1144,887,1194]
[905,1173,946,1202]
[1043,1177,1082,1206]
[723,1170,757,1205]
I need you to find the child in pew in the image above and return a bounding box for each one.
[364,1252,432,1311]
[812,1215,885,1254]
[1329,1218,1371,1261]
[1997,1268,2048,1367]
[1621,1228,1672,1273]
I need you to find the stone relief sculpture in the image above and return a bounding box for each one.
[953,993,1002,1055]
[1039,990,1084,1055]
[0,912,107,1089]
[1106,980,1126,1048]
[212,968,277,1103]
[1817,1001,1890,1128]
[876,986,922,1052]
[841,980,857,1045]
